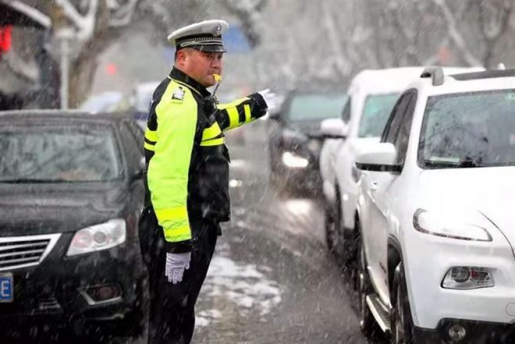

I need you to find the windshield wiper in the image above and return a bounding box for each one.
[457,159,485,168]
[0,178,70,183]
[424,158,486,169]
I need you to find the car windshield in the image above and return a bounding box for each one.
[358,94,399,138]
[420,89,515,169]
[287,95,347,121]
[0,126,121,182]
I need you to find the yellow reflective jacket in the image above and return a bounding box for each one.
[144,68,268,253]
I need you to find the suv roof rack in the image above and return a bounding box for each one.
[420,66,444,86]
[451,69,515,81]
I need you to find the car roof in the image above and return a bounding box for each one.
[348,67,484,96]
[0,110,132,125]
[450,69,515,81]
[348,67,428,95]
[407,68,514,96]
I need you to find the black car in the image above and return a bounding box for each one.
[267,91,347,193]
[0,111,146,340]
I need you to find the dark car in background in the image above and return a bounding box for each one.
[0,111,146,341]
[267,91,347,194]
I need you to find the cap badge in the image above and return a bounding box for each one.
[213,24,222,36]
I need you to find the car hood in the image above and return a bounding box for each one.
[0,183,128,236]
[417,167,515,251]
[288,120,326,137]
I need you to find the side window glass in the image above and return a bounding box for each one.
[381,93,410,143]
[394,92,417,165]
[342,98,351,124]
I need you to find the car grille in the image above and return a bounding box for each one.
[0,234,61,272]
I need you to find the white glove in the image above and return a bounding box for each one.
[257,89,278,110]
[165,252,191,284]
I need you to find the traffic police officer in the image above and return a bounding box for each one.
[139,19,273,343]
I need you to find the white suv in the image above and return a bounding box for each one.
[319,67,473,264]
[355,68,515,343]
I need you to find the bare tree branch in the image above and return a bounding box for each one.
[222,0,267,47]
[109,0,139,27]
[321,0,351,77]
[433,0,484,66]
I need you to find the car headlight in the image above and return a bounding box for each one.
[282,152,309,168]
[67,219,126,256]
[442,267,495,289]
[413,209,492,241]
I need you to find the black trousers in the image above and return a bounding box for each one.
[139,207,219,344]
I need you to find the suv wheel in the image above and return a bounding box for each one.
[390,263,414,344]
[357,230,378,338]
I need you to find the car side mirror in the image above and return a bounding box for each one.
[320,118,348,139]
[356,143,401,172]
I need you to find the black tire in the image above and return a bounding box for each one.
[324,199,338,254]
[357,229,379,339]
[348,219,360,290]
[390,263,415,344]
[328,189,347,268]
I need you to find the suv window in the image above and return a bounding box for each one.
[381,92,411,143]
[381,90,417,166]
[341,99,351,123]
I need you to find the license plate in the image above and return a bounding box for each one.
[0,273,13,303]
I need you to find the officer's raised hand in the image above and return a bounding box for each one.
[258,89,278,110]
[165,252,191,284]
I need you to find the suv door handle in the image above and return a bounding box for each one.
[370,181,378,192]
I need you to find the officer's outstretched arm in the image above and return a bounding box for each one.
[146,88,197,253]
[215,93,268,131]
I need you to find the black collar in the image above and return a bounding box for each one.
[169,67,211,98]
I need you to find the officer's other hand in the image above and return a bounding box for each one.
[165,252,191,284]
[257,89,278,110]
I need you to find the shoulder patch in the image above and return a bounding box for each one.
[172,86,185,102]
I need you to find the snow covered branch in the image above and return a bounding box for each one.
[321,0,351,76]
[108,0,139,27]
[54,0,139,40]
[222,0,267,47]
[55,0,98,41]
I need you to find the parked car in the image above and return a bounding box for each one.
[268,91,347,194]
[0,110,147,340]
[355,68,515,343]
[319,67,427,260]
[319,67,483,264]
